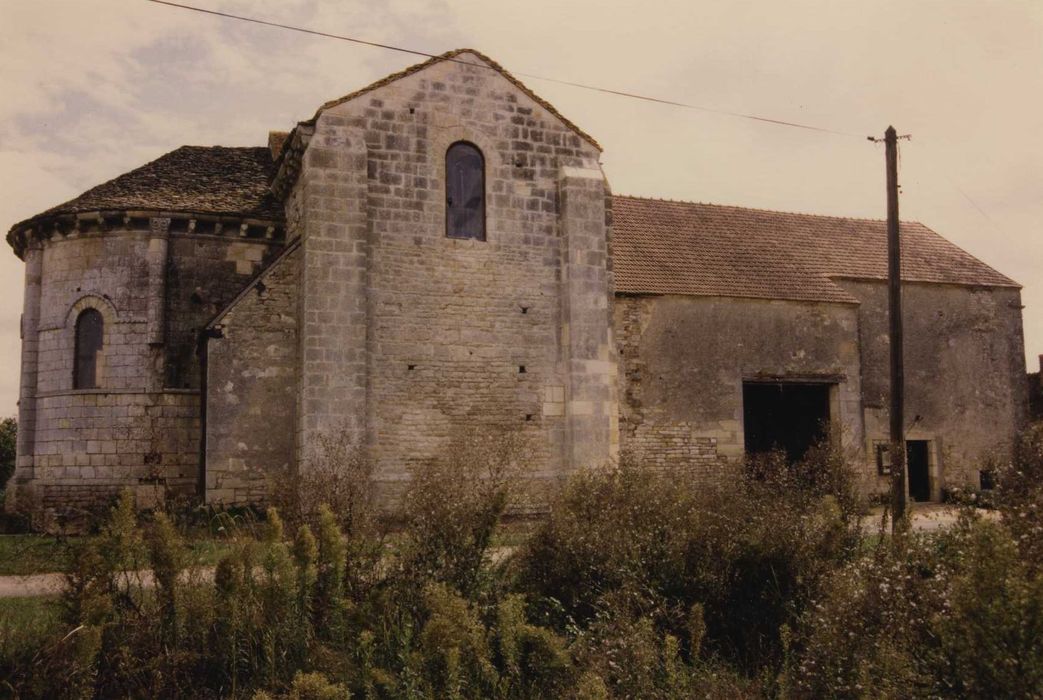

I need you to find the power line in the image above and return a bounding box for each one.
[950,182,1004,235]
[140,0,1017,239]
[146,0,863,138]
[910,141,1010,239]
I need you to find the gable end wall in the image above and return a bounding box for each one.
[290,53,617,494]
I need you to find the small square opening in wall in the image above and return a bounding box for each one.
[875,443,892,476]
[525,414,533,422]
[407,364,416,371]
[520,306,529,314]
[518,365,526,374]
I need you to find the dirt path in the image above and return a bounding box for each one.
[0,572,66,598]
[864,503,999,533]
[0,568,219,599]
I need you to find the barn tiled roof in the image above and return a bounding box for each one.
[11,146,283,232]
[612,195,1018,303]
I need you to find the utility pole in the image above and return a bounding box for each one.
[869,125,909,533]
[883,126,906,532]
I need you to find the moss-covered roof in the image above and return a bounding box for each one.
[10,145,283,234]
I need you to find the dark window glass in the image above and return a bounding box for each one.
[446,142,485,240]
[74,308,104,390]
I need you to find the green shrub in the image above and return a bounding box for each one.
[398,427,523,599]
[934,519,1043,696]
[286,671,349,699]
[517,453,862,674]
[148,511,186,643]
[417,582,498,698]
[494,594,572,697]
[744,440,866,524]
[9,428,1043,699]
[315,505,348,635]
[788,515,1043,698]
[0,416,16,503]
[277,429,376,538]
[994,421,1043,567]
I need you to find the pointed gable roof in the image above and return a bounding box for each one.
[307,48,600,151]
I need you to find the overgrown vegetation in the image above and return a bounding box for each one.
[0,417,16,504]
[785,423,1043,699]
[2,426,1042,698]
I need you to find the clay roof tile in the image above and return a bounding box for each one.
[612,195,1018,302]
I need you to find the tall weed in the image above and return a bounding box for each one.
[517,448,862,675]
[788,514,1043,698]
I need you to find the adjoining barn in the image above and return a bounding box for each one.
[3,49,1027,524]
[611,195,1026,500]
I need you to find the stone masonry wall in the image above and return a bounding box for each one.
[165,234,280,389]
[614,294,865,481]
[294,123,370,455]
[35,233,151,394]
[840,280,1028,495]
[285,52,617,493]
[8,244,43,511]
[559,167,618,469]
[205,243,300,505]
[9,219,281,519]
[31,390,200,496]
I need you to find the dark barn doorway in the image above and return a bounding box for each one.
[907,440,931,502]
[743,382,831,463]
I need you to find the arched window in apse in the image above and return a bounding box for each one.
[74,308,104,390]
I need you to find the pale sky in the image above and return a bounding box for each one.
[0,0,1040,416]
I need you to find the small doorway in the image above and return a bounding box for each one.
[742,381,831,463]
[907,440,931,502]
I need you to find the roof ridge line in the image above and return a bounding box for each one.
[176,144,270,151]
[613,193,925,227]
[308,47,601,151]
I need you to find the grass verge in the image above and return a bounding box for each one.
[0,534,236,576]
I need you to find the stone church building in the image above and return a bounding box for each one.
[4,50,1028,519]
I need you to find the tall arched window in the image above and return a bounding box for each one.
[445,141,485,240]
[74,308,104,390]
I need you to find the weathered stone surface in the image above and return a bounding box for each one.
[614,284,1027,497]
[5,217,283,521]
[615,295,864,480]
[840,280,1028,495]
[164,235,279,389]
[205,243,300,505]
[275,51,615,496]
